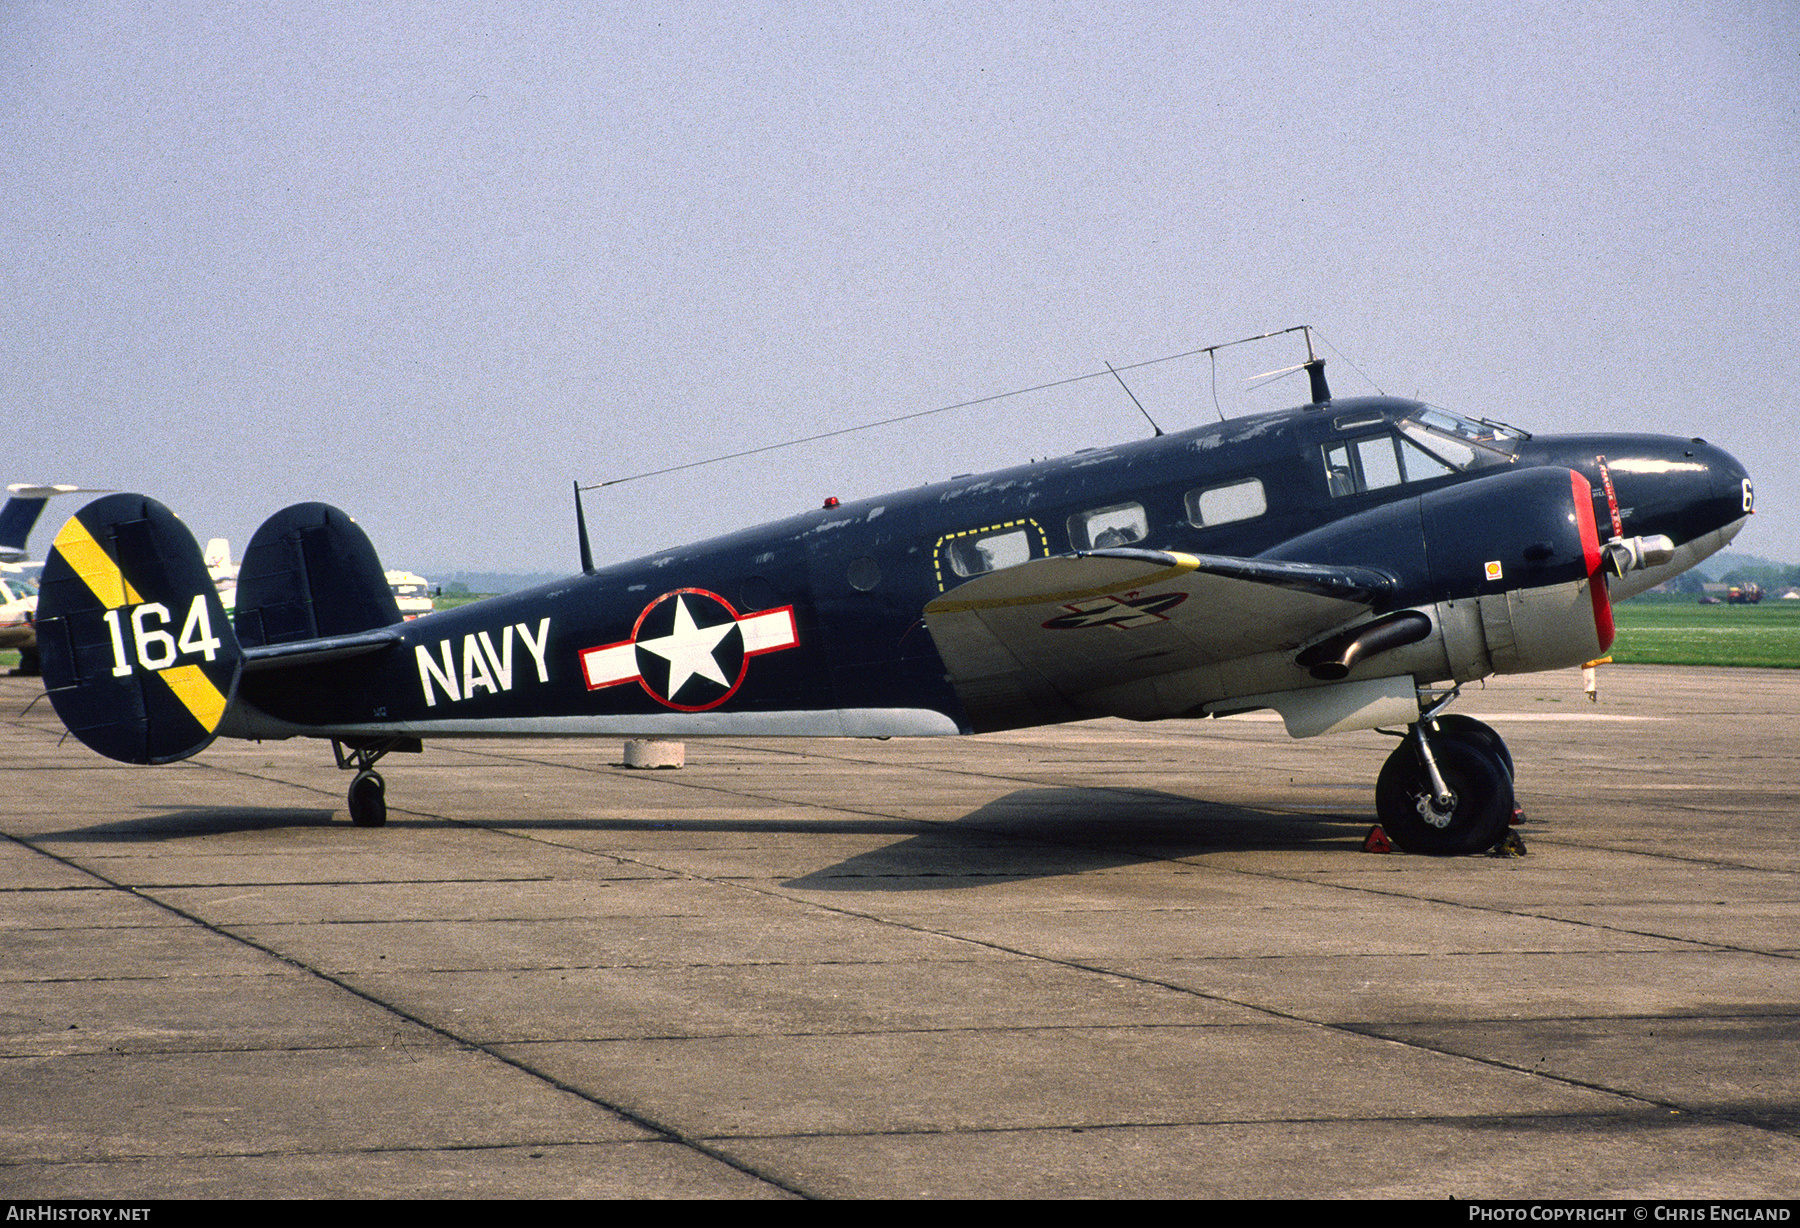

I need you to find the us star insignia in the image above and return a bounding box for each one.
[579,588,799,711]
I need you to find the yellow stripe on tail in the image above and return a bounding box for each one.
[52,516,143,609]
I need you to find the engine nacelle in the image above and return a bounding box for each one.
[1272,467,1612,682]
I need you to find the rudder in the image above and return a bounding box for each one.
[36,494,243,764]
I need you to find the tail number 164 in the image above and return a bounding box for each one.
[102,596,223,676]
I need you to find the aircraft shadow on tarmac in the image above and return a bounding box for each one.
[781,786,1369,890]
[41,805,342,841]
[35,787,1367,881]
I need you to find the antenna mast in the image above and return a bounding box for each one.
[573,482,595,575]
[1211,324,1332,418]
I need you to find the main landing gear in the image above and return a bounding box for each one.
[1375,691,1517,856]
[332,737,421,827]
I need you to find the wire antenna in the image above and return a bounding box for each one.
[582,343,1215,492]
[581,325,1368,489]
[1202,325,1313,419]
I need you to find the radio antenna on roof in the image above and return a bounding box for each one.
[1106,361,1163,437]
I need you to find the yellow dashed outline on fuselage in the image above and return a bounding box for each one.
[933,518,1049,591]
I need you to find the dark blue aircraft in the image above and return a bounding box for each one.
[33,356,1753,854]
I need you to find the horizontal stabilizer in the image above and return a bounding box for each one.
[234,503,402,648]
[241,625,405,672]
[36,494,243,764]
[923,549,1391,728]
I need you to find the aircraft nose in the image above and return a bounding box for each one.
[1705,441,1754,520]
[1596,437,1750,548]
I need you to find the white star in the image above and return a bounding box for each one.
[635,595,735,696]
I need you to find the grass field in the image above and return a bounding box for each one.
[1609,599,1800,668]
[431,592,491,613]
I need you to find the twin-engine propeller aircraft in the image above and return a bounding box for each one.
[35,344,1753,853]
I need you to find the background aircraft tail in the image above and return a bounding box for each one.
[0,484,111,563]
[232,503,402,647]
[36,494,243,764]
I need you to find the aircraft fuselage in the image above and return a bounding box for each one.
[223,395,1752,742]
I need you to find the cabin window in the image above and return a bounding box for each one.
[948,529,1028,576]
[1068,502,1148,550]
[934,519,1049,590]
[1186,478,1266,528]
[941,526,1026,579]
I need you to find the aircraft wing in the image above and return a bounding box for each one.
[922,548,1394,727]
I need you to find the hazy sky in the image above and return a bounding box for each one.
[6,1,1796,573]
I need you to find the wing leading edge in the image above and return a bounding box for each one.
[922,548,1395,731]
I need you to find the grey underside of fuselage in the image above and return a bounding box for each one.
[217,704,964,742]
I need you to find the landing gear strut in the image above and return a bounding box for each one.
[1376,691,1515,855]
[1425,711,1514,781]
[332,737,420,827]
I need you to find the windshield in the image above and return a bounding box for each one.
[1398,405,1526,471]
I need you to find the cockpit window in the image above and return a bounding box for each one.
[1397,419,1478,469]
[1324,405,1524,497]
[1324,433,1457,496]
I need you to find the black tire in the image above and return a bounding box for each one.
[348,769,387,827]
[14,646,40,676]
[1428,714,1513,780]
[1376,734,1513,855]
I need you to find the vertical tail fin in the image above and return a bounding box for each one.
[35,495,243,764]
[233,503,402,647]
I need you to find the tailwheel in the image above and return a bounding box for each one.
[1376,731,1513,855]
[1426,713,1513,781]
[348,769,387,827]
[331,736,418,828]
